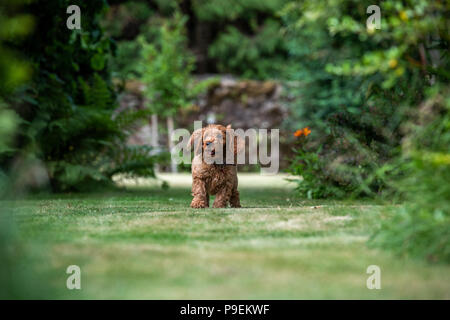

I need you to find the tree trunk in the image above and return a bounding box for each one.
[150,114,159,172]
[167,115,177,173]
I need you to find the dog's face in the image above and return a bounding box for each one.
[189,124,242,164]
[202,125,227,158]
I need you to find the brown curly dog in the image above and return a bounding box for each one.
[188,124,242,208]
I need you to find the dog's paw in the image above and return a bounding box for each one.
[212,202,228,208]
[191,199,208,208]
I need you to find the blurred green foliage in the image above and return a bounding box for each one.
[192,0,287,21]
[1,0,161,192]
[0,3,33,97]
[138,13,196,117]
[103,0,289,79]
[282,0,449,261]
[208,19,288,78]
[370,84,450,263]
[195,0,289,78]
[0,0,57,299]
[0,0,32,158]
[288,140,348,199]
[283,0,448,196]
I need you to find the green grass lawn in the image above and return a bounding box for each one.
[5,174,450,299]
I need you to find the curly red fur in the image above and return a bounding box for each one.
[189,124,241,208]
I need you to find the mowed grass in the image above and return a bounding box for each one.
[5,174,450,299]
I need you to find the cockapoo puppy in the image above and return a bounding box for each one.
[188,124,242,208]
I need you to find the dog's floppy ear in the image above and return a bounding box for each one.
[225,124,245,164]
[188,128,204,155]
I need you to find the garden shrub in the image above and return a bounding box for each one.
[103,0,289,79]
[208,19,288,79]
[0,0,32,193]
[283,0,449,262]
[281,0,447,197]
[1,0,161,192]
[370,85,450,263]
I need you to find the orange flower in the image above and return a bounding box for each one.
[303,127,311,136]
[294,127,311,137]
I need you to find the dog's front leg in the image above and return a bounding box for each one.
[212,186,232,208]
[191,178,209,208]
[230,188,241,208]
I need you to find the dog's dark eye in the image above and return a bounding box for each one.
[206,142,212,146]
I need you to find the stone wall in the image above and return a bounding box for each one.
[180,76,287,130]
[116,76,290,171]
